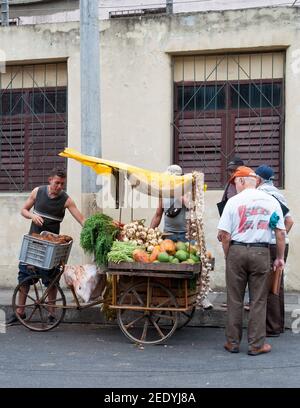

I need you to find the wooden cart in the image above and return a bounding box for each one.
[106,261,202,345]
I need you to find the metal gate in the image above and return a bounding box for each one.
[172,52,285,188]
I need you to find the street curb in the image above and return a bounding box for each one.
[1,303,298,329]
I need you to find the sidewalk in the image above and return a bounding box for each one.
[1,288,300,328]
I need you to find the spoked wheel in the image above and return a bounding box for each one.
[12,275,66,331]
[177,307,196,330]
[117,281,178,345]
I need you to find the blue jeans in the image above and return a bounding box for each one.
[165,232,188,242]
[18,263,60,287]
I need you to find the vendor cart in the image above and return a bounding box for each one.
[106,261,201,344]
[55,148,213,343]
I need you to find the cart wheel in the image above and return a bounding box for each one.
[12,275,66,332]
[177,307,196,330]
[117,281,178,345]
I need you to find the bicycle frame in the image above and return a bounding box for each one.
[27,264,106,311]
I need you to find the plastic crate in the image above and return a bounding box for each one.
[19,232,73,270]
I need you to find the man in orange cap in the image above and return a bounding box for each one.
[217,166,286,356]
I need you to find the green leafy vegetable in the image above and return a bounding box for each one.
[80,213,119,266]
[107,241,140,264]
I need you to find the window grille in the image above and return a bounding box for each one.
[0,63,67,192]
[173,52,285,188]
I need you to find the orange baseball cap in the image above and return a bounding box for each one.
[230,166,257,183]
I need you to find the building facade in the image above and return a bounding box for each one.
[0,5,300,290]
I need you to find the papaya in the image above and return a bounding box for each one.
[149,245,161,263]
[175,250,189,262]
[176,241,187,251]
[132,249,150,263]
[158,252,170,263]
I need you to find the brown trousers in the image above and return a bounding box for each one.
[266,244,289,334]
[226,245,271,348]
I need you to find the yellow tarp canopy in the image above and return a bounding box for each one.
[59,148,196,197]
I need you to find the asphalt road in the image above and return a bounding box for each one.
[1,324,300,388]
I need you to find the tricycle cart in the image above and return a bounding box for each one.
[107,261,201,344]
[11,260,199,341]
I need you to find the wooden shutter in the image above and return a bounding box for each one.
[234,115,282,186]
[26,115,67,191]
[0,118,26,191]
[175,116,224,188]
[0,88,67,192]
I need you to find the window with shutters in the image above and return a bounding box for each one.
[173,52,285,188]
[0,63,67,192]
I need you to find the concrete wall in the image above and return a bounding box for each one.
[0,6,300,291]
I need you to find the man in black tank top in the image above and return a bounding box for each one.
[7,168,85,325]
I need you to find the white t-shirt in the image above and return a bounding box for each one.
[218,188,285,243]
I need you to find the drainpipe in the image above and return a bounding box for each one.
[166,0,173,15]
[1,0,9,26]
[80,0,101,194]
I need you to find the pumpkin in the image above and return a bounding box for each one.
[160,239,176,255]
[132,249,150,263]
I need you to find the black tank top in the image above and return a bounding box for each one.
[29,186,69,234]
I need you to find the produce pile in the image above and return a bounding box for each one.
[119,219,163,252]
[31,232,73,244]
[80,213,119,266]
[107,238,205,265]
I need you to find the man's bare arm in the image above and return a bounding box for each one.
[65,198,85,226]
[21,188,43,227]
[150,198,163,228]
[284,216,294,234]
[219,230,231,259]
[274,228,286,270]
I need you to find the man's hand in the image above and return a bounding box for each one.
[218,230,231,258]
[31,214,44,227]
[273,258,285,272]
[217,230,223,242]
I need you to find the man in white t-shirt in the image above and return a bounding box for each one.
[217,166,286,356]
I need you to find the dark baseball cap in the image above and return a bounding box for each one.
[227,156,244,170]
[255,164,275,180]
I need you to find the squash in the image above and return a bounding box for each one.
[160,239,176,255]
[149,245,161,263]
[132,249,150,263]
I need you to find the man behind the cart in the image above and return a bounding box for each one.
[217,166,286,356]
[7,168,85,326]
[150,164,213,310]
[150,164,188,243]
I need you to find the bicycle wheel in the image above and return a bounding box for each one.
[177,307,196,330]
[12,275,66,332]
[117,281,178,345]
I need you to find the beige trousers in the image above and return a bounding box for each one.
[225,245,271,349]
